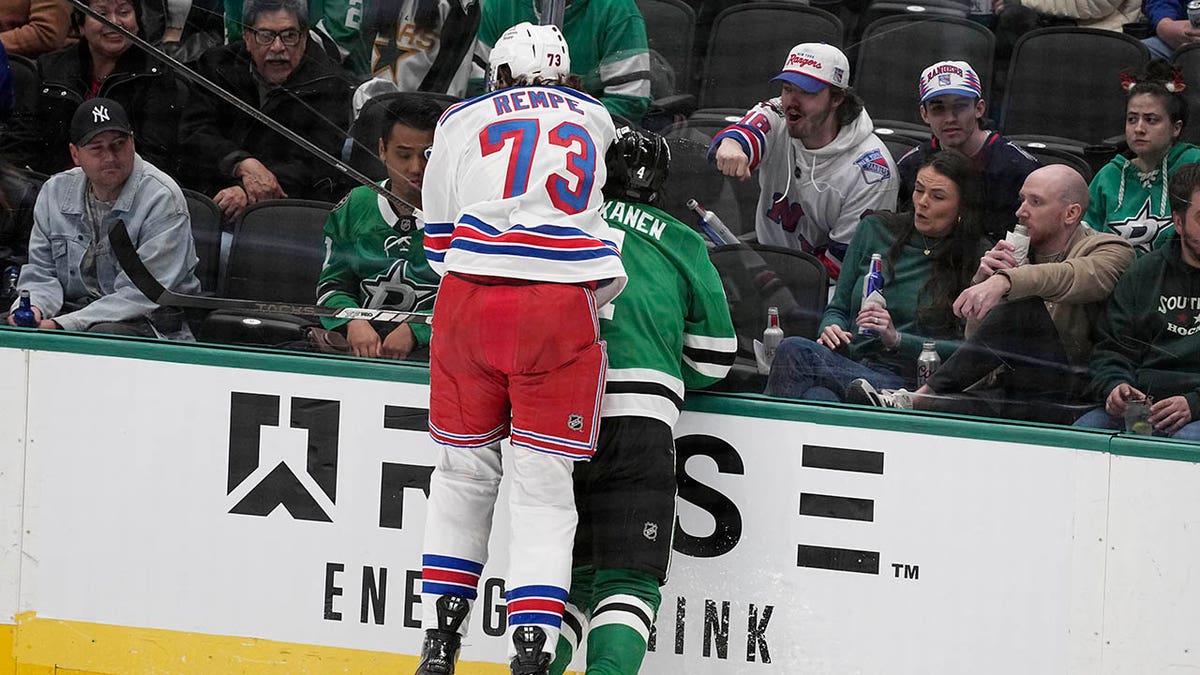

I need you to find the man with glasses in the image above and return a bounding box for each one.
[179,0,355,219]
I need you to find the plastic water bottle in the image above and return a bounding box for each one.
[859,253,885,336]
[763,306,784,367]
[12,290,36,327]
[687,199,739,246]
[1006,224,1030,266]
[917,341,941,388]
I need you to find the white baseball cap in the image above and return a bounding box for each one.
[918,60,983,102]
[771,43,850,93]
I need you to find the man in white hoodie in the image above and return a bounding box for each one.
[709,42,899,279]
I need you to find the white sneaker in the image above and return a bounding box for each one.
[847,379,913,409]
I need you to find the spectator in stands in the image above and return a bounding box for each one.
[765,149,986,402]
[1143,0,1199,58]
[1084,60,1200,255]
[852,165,1135,423]
[180,0,354,219]
[361,0,480,95]
[0,0,187,175]
[315,93,440,359]
[0,155,38,270]
[710,43,899,280]
[7,98,200,337]
[897,60,1038,242]
[224,0,369,75]
[1074,162,1200,439]
[473,0,651,121]
[0,0,73,58]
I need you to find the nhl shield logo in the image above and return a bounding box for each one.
[567,414,584,432]
[643,522,658,541]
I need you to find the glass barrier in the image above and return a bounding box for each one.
[1,0,1196,442]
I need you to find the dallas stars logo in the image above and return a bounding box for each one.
[361,253,437,313]
[1110,198,1171,253]
[372,33,414,81]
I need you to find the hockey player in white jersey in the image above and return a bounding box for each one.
[415,22,625,675]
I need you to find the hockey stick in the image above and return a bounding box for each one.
[109,220,433,325]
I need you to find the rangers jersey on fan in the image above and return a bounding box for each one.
[422,86,626,292]
[709,100,899,278]
[598,200,736,425]
[316,182,439,344]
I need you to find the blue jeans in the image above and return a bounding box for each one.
[1142,36,1173,60]
[1073,407,1200,441]
[765,337,906,402]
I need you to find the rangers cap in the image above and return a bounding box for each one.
[771,43,849,93]
[919,60,983,102]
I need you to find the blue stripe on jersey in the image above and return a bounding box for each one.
[425,220,454,235]
[459,214,617,247]
[439,86,605,126]
[506,585,571,601]
[451,239,619,262]
[422,554,486,575]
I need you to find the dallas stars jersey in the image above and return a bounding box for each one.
[1084,142,1200,255]
[368,0,480,95]
[598,200,736,425]
[316,182,438,345]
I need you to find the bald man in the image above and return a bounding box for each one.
[850,164,1136,423]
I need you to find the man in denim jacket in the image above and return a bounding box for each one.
[7,98,200,338]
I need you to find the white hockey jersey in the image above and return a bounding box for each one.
[711,101,899,278]
[422,85,626,292]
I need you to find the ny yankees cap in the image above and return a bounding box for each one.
[919,60,983,103]
[70,97,132,146]
[771,43,850,94]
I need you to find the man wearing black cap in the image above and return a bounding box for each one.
[7,98,201,337]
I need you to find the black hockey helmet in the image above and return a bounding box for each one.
[603,126,670,205]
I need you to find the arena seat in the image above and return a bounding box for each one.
[1001,27,1148,148]
[181,188,222,294]
[1171,43,1200,145]
[698,3,843,110]
[200,198,334,346]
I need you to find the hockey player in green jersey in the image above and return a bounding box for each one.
[549,128,737,675]
[1084,61,1200,255]
[315,93,441,358]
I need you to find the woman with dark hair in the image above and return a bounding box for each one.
[766,149,989,401]
[1084,59,1200,255]
[0,0,186,175]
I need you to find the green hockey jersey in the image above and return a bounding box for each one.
[598,200,736,425]
[316,182,438,345]
[1084,142,1200,255]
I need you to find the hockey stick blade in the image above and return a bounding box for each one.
[109,220,432,325]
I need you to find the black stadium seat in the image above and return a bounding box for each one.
[1001,27,1148,147]
[181,188,222,294]
[1171,43,1200,145]
[698,3,843,111]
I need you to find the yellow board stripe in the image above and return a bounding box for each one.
[4,613,581,674]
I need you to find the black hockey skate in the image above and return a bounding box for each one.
[415,595,470,675]
[509,625,551,675]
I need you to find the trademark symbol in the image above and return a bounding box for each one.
[891,562,920,580]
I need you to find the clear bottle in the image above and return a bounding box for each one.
[916,341,941,388]
[859,253,885,336]
[687,198,739,246]
[12,290,36,328]
[1005,224,1030,266]
[763,306,784,368]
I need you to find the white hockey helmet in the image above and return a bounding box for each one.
[486,22,572,91]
